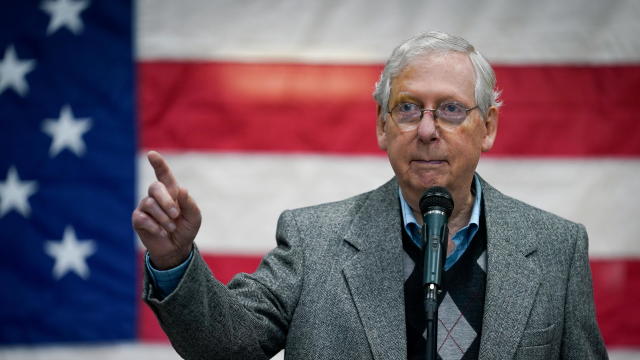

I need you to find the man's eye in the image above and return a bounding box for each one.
[441,103,463,114]
[396,103,419,113]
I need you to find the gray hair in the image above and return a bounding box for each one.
[373,31,502,119]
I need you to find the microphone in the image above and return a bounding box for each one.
[420,186,454,289]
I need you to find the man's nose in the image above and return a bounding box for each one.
[416,111,439,141]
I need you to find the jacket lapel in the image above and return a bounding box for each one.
[341,179,407,360]
[478,178,541,359]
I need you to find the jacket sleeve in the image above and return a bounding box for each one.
[143,210,304,360]
[560,223,608,359]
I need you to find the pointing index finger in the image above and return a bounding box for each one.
[147,151,179,196]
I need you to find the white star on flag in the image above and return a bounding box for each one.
[0,166,38,218]
[42,104,92,157]
[0,45,36,97]
[45,225,96,280]
[41,0,91,35]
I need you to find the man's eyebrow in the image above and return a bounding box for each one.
[394,93,423,103]
[393,94,466,108]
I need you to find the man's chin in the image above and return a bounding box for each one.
[412,174,449,191]
[399,177,449,203]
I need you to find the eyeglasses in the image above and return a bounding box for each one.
[387,102,479,132]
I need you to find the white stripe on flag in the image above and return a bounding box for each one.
[137,153,640,257]
[477,158,640,258]
[137,152,394,254]
[137,0,640,63]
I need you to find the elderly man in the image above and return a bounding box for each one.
[132,31,607,359]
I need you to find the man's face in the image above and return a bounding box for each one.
[376,51,498,210]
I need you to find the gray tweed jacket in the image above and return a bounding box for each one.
[144,176,608,360]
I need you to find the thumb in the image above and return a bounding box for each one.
[177,186,201,224]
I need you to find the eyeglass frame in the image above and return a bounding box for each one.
[386,101,479,131]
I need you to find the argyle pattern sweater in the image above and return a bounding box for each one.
[403,209,487,360]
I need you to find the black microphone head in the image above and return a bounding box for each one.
[419,186,454,217]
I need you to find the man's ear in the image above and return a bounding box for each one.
[376,105,388,150]
[481,106,499,152]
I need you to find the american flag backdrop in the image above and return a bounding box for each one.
[1,0,639,359]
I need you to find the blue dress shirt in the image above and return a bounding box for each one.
[145,250,193,298]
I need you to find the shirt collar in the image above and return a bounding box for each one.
[398,175,482,249]
[467,175,482,233]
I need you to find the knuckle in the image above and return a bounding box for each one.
[132,209,144,220]
[144,219,160,233]
[135,198,147,211]
[148,181,164,196]
[132,211,149,229]
[142,197,157,209]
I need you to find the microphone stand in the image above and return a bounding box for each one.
[424,283,439,360]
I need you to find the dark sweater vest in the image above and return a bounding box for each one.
[403,207,487,360]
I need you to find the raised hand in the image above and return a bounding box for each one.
[132,151,202,269]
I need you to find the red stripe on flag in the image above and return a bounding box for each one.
[138,252,640,347]
[592,258,640,347]
[139,61,382,154]
[139,61,640,156]
[494,65,640,157]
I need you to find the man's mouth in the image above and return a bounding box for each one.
[413,159,446,165]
